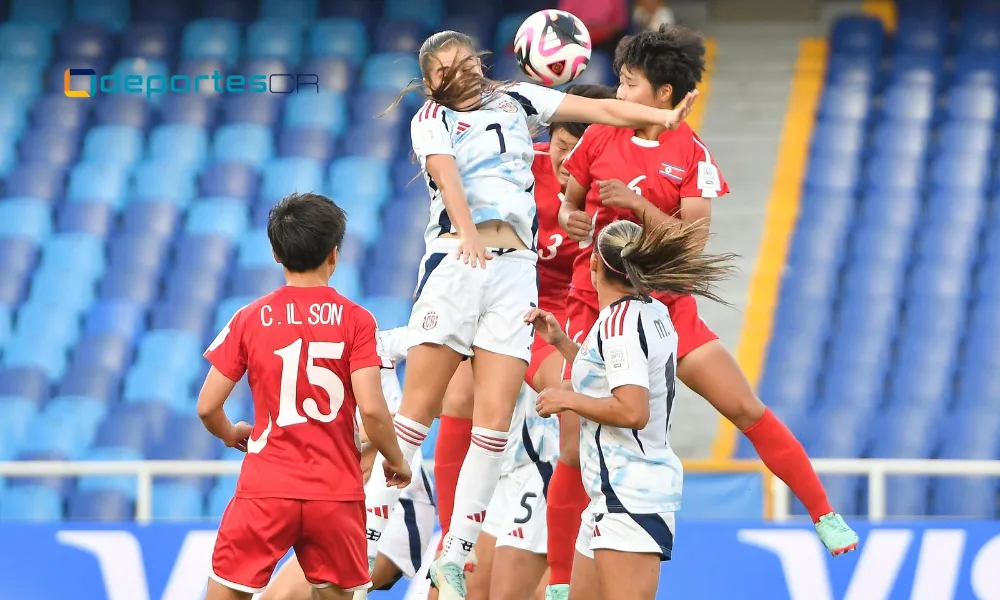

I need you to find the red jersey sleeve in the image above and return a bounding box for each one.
[204,307,249,382]
[349,307,393,372]
[562,125,607,190]
[679,129,730,199]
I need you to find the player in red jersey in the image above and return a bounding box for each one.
[545,28,858,598]
[197,193,413,600]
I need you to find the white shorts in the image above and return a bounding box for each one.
[482,461,552,554]
[408,237,538,362]
[575,510,675,561]
[379,491,437,578]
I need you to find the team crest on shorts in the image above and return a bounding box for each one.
[423,311,438,330]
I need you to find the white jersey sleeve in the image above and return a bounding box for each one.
[411,101,455,167]
[601,307,651,392]
[507,82,566,129]
[377,327,410,364]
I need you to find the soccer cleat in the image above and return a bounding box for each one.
[545,584,570,600]
[429,558,468,600]
[464,548,478,573]
[368,555,376,575]
[815,512,859,556]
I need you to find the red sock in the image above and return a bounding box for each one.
[546,461,589,586]
[742,408,833,523]
[434,415,473,547]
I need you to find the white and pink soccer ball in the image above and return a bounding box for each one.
[513,9,592,87]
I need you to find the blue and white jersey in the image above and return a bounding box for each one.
[571,297,682,514]
[410,82,567,249]
[502,383,560,475]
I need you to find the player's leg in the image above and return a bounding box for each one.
[670,297,857,552]
[528,345,563,393]
[489,466,550,600]
[436,360,475,546]
[566,511,598,600]
[209,498,298,600]
[296,500,371,600]
[432,253,535,599]
[259,556,310,600]
[467,532,496,600]
[533,571,549,600]
[592,550,659,600]
[366,248,481,562]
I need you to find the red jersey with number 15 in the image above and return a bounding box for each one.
[562,123,730,300]
[204,285,391,501]
[532,142,581,313]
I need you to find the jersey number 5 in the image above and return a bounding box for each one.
[486,123,507,153]
[274,338,345,427]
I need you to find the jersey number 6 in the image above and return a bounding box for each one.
[274,338,346,427]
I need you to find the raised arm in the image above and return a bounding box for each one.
[552,90,698,131]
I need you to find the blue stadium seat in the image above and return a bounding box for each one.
[56,364,119,403]
[341,124,398,160]
[327,156,391,205]
[72,0,130,31]
[200,162,259,199]
[848,226,913,264]
[895,17,948,54]
[261,157,325,201]
[94,402,169,451]
[804,153,861,192]
[150,300,213,337]
[843,261,908,299]
[175,57,228,88]
[119,201,179,239]
[45,395,107,429]
[224,93,283,126]
[95,95,151,129]
[162,267,226,306]
[277,127,337,162]
[944,85,998,122]
[908,261,972,298]
[330,264,362,298]
[19,408,95,458]
[148,124,209,166]
[185,198,250,240]
[20,126,81,166]
[107,232,169,273]
[810,121,865,156]
[386,0,442,27]
[76,446,142,497]
[806,408,871,458]
[930,156,991,191]
[0,395,40,456]
[150,415,220,459]
[299,57,353,93]
[3,163,66,202]
[207,476,237,517]
[0,366,50,402]
[957,15,1000,54]
[98,267,159,307]
[67,490,133,521]
[0,61,44,100]
[246,19,302,62]
[830,15,885,55]
[67,162,130,206]
[912,222,980,264]
[236,228,275,269]
[261,0,317,22]
[69,333,132,375]
[309,19,368,64]
[214,296,255,331]
[160,93,218,128]
[173,234,234,273]
[229,266,285,297]
[123,364,192,407]
[937,120,994,157]
[131,161,198,206]
[284,92,348,134]
[182,19,241,65]
[865,155,924,192]
[952,53,1000,88]
[121,22,176,60]
[0,486,63,521]
[0,305,9,349]
[351,89,410,125]
[885,53,943,87]
[0,23,52,64]
[373,19,426,54]
[880,84,935,121]
[363,296,413,329]
[152,482,205,520]
[56,201,113,237]
[868,122,929,158]
[213,124,274,167]
[361,52,420,91]
[201,0,256,21]
[38,233,105,280]
[84,299,146,342]
[0,198,50,243]
[135,330,202,378]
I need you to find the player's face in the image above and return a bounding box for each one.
[424,44,483,92]
[548,128,581,189]
[617,66,672,109]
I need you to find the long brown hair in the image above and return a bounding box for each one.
[386,30,512,114]
[596,220,736,305]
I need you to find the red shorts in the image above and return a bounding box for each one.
[211,497,369,594]
[561,293,718,380]
[526,308,567,386]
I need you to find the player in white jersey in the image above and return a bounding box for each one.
[363,29,700,600]
[260,328,436,600]
[470,382,559,600]
[525,220,735,600]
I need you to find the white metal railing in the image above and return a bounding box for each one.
[2,459,999,523]
[0,461,241,523]
[770,459,1000,522]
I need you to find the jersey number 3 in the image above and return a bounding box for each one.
[538,233,564,260]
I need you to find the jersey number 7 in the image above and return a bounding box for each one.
[274,338,346,427]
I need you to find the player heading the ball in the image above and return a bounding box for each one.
[197,192,411,600]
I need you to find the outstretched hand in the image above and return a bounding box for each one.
[663,90,699,130]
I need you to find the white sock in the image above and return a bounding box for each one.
[365,414,429,558]
[440,426,509,565]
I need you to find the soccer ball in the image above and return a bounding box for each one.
[513,9,592,87]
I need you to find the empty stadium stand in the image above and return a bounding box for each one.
[734,0,1000,518]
